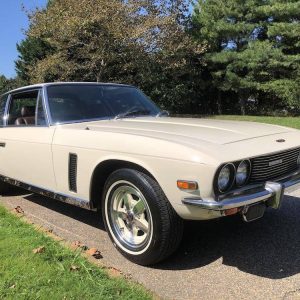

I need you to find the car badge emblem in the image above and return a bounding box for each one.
[269,159,283,167]
[276,139,286,143]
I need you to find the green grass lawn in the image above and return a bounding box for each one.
[0,206,151,300]
[211,115,300,130]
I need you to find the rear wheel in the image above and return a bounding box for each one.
[102,168,183,265]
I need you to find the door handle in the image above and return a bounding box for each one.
[0,142,6,147]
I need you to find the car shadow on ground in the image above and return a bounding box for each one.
[156,195,300,279]
[23,193,104,229]
[22,193,300,279]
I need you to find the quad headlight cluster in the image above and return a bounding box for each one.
[215,160,251,193]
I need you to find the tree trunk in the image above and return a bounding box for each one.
[217,91,222,115]
[240,97,246,115]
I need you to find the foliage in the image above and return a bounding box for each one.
[0,205,151,299]
[0,75,24,95]
[10,0,300,115]
[15,36,54,83]
[18,0,205,113]
[212,115,300,130]
[192,0,300,115]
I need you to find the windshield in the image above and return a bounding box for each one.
[46,84,161,124]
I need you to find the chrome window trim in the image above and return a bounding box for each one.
[49,115,159,126]
[42,86,53,126]
[3,93,11,126]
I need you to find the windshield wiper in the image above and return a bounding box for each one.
[156,110,169,117]
[114,107,151,120]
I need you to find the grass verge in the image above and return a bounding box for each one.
[0,205,151,300]
[211,115,300,130]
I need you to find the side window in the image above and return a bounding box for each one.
[8,91,37,126]
[7,90,46,126]
[0,94,8,126]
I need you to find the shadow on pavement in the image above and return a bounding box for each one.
[23,193,105,230]
[156,195,300,279]
[22,193,300,279]
[3,187,29,197]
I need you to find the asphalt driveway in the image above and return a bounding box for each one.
[1,189,300,299]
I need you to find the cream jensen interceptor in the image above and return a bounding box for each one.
[1,82,300,265]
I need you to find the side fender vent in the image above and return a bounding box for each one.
[69,153,78,192]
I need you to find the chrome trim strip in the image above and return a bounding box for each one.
[42,86,53,126]
[3,93,11,126]
[182,190,271,210]
[52,116,114,126]
[41,87,51,127]
[183,169,300,211]
[0,175,93,210]
[48,115,159,126]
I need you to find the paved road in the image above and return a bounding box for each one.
[2,189,300,300]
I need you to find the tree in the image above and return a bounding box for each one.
[0,75,23,95]
[192,0,300,115]
[15,36,54,83]
[18,0,206,113]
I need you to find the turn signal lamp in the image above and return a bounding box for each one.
[177,180,198,191]
[224,207,240,216]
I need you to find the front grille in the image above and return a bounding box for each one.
[250,147,300,183]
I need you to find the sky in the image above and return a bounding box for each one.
[0,0,47,78]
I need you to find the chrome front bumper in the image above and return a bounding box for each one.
[182,170,300,211]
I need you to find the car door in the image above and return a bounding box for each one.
[0,89,56,191]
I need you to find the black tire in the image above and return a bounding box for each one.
[102,168,184,265]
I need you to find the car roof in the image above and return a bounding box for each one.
[3,82,134,96]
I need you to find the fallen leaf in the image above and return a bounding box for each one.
[108,267,122,277]
[33,246,45,254]
[86,247,103,259]
[14,206,24,214]
[70,265,80,272]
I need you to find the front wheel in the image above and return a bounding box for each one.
[102,168,183,265]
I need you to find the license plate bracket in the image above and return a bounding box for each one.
[242,202,266,222]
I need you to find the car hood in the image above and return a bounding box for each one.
[69,117,293,145]
[58,117,300,164]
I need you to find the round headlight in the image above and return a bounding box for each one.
[218,163,235,192]
[236,160,251,186]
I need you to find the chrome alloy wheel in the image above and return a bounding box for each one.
[107,181,153,252]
